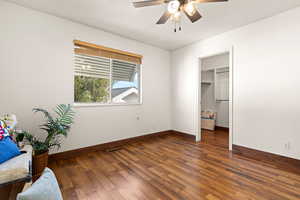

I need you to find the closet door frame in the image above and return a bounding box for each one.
[196,46,234,151]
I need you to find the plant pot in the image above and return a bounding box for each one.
[32,151,49,182]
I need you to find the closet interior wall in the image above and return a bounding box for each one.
[201,53,230,128]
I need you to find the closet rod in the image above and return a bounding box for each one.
[216,71,229,74]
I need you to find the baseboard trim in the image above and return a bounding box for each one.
[215,126,229,131]
[49,130,172,161]
[233,144,300,174]
[171,130,196,139]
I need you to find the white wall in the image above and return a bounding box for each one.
[171,7,300,159]
[0,1,171,153]
[201,53,229,70]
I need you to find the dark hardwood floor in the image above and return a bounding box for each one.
[49,131,300,200]
[201,128,229,149]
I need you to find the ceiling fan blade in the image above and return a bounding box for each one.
[156,11,172,24]
[133,0,165,8]
[183,9,202,23]
[194,0,228,3]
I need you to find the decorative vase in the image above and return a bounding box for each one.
[32,151,49,182]
[17,141,24,149]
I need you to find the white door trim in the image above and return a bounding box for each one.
[195,46,234,151]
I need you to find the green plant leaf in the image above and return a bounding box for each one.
[25,104,75,153]
[33,108,54,122]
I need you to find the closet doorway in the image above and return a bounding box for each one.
[197,50,233,150]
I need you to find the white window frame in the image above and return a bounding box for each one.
[73,56,142,107]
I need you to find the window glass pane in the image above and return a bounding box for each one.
[111,60,140,104]
[74,50,141,105]
[74,75,110,103]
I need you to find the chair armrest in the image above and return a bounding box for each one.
[0,145,32,186]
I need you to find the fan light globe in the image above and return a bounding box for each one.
[168,0,180,14]
[185,2,196,16]
[171,11,181,22]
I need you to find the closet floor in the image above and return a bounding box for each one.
[201,128,229,149]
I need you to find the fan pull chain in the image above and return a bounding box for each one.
[172,14,182,33]
[174,21,177,32]
[179,17,182,31]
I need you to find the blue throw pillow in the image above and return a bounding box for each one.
[0,136,21,164]
[17,168,63,200]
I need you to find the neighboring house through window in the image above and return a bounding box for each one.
[74,40,142,105]
[112,87,139,103]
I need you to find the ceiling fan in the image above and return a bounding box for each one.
[133,0,228,32]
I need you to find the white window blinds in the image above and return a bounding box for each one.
[75,54,110,79]
[74,40,142,105]
[112,60,137,82]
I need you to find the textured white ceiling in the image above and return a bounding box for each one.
[6,0,300,50]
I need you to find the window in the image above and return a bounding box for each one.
[74,40,142,105]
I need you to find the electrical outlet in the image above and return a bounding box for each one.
[284,142,291,151]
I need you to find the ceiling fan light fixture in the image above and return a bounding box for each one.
[132,0,228,30]
[171,11,181,22]
[167,0,180,14]
[184,1,196,16]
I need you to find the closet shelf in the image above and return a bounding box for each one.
[216,99,229,102]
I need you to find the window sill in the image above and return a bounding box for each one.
[73,102,142,108]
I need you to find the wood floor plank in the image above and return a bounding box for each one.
[49,130,300,200]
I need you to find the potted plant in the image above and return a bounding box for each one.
[22,104,75,180]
